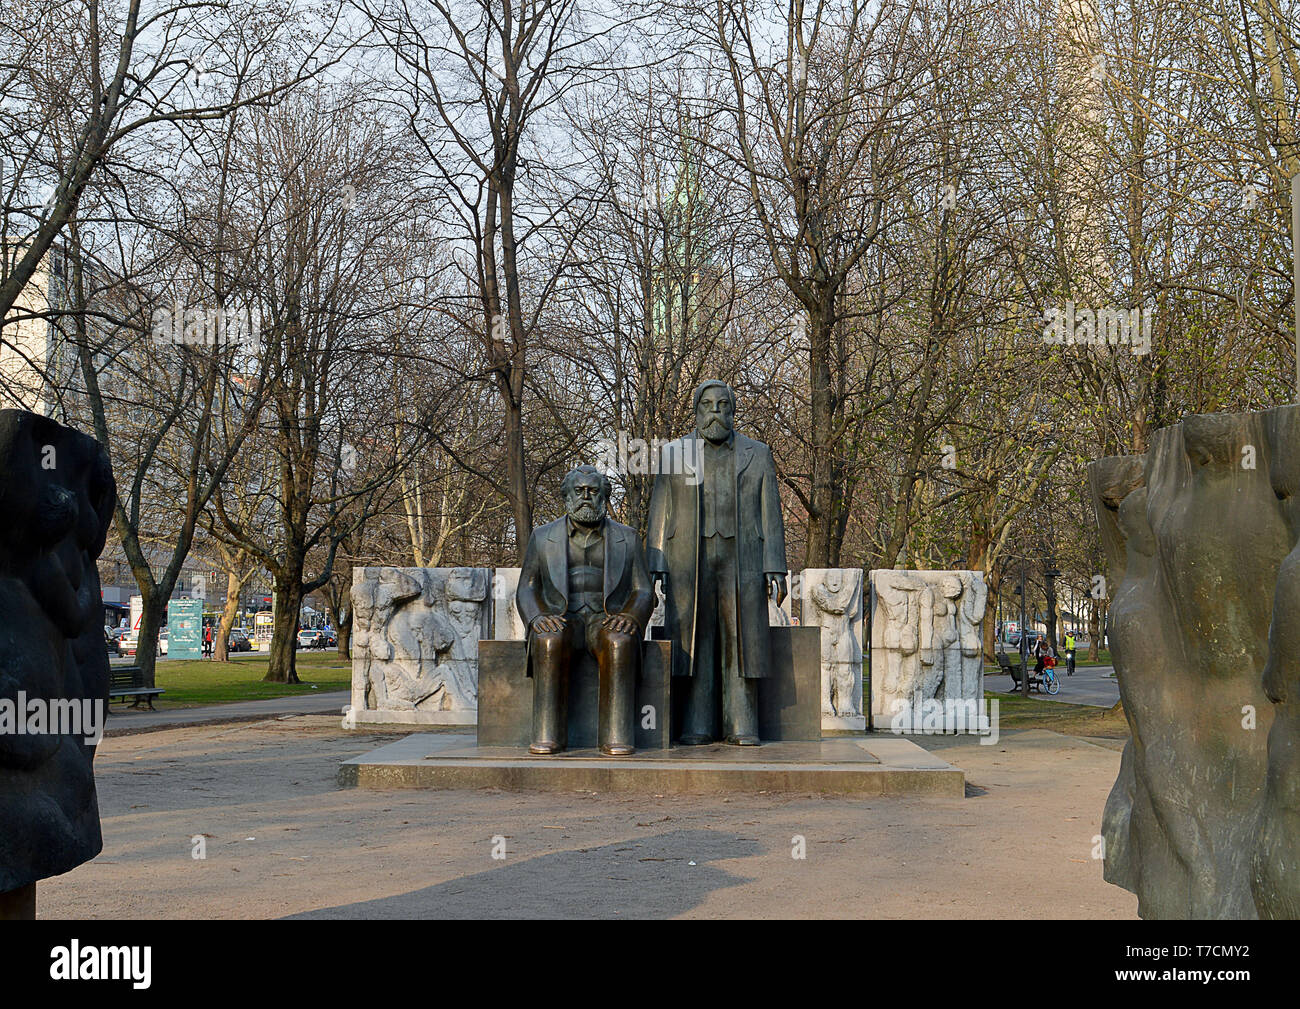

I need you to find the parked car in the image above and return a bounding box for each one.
[119,628,167,657]
[297,628,324,650]
[1004,628,1046,650]
[316,629,338,649]
[227,630,252,652]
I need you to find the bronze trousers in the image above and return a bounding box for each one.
[531,606,638,752]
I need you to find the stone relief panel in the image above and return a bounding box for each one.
[802,569,864,725]
[869,569,987,726]
[349,567,490,720]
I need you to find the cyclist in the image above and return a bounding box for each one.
[1064,630,1076,676]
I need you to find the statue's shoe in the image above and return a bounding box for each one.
[724,734,761,746]
[600,743,635,756]
[678,733,713,745]
[529,741,563,755]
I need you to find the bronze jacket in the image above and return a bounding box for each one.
[515,516,656,676]
[645,430,787,679]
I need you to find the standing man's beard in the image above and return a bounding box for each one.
[700,418,730,441]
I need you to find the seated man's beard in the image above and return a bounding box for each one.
[572,501,601,520]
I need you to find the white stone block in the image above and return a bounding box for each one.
[347,566,490,728]
[869,569,987,731]
[802,568,865,727]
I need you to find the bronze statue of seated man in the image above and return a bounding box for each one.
[516,465,654,755]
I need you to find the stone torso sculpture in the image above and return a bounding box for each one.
[0,410,115,918]
[516,466,655,755]
[645,381,788,746]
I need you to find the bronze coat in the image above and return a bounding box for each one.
[515,517,656,677]
[645,431,787,679]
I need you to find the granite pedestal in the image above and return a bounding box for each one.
[339,731,964,796]
[337,625,939,795]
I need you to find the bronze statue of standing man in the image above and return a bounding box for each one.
[646,381,787,745]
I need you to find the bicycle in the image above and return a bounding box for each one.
[1039,656,1061,695]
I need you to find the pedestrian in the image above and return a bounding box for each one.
[1032,634,1048,678]
[203,623,213,659]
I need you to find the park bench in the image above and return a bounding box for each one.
[107,665,164,711]
[998,651,1047,693]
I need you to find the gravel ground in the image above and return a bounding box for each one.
[38,716,1138,919]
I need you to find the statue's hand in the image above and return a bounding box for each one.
[602,613,639,636]
[767,573,788,607]
[531,614,566,635]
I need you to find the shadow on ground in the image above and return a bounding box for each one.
[286,828,760,919]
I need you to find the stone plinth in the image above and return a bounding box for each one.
[755,625,822,741]
[491,567,526,640]
[478,626,822,747]
[339,732,964,796]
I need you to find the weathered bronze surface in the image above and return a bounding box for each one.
[516,466,655,755]
[477,639,671,748]
[646,381,788,744]
[0,410,115,914]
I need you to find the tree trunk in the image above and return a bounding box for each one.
[1088,598,1101,661]
[265,578,302,683]
[1044,570,1059,651]
[337,609,352,659]
[504,395,532,561]
[804,307,837,568]
[214,569,241,663]
[983,571,1000,662]
[135,593,166,688]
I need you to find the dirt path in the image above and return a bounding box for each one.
[39,718,1137,919]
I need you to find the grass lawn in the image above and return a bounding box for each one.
[138,651,352,708]
[985,690,1128,739]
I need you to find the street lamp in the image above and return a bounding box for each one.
[1019,561,1029,698]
